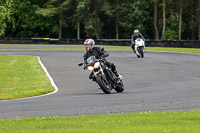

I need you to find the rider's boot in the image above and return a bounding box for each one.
[113,70,123,80]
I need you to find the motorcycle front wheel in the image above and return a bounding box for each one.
[114,81,124,93]
[96,76,112,94]
[139,47,144,58]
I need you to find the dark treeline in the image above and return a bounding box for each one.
[0,0,200,40]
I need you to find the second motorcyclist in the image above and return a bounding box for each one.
[83,39,122,81]
[131,29,145,52]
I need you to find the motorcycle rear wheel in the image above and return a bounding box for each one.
[96,76,112,94]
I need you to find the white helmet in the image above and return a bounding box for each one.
[84,39,95,51]
[134,29,139,34]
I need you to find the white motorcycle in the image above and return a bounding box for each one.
[134,38,145,58]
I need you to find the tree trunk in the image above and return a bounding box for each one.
[94,10,99,39]
[154,0,159,40]
[58,12,62,39]
[190,0,194,40]
[77,20,80,39]
[58,0,62,39]
[199,0,200,40]
[116,13,119,39]
[178,0,182,40]
[94,0,99,39]
[162,0,166,39]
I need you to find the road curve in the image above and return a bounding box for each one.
[0,48,200,119]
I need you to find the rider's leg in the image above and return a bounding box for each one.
[131,43,136,53]
[106,62,122,79]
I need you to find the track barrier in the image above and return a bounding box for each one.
[0,38,200,48]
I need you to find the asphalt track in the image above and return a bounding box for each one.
[0,45,200,119]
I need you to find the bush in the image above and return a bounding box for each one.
[162,29,178,40]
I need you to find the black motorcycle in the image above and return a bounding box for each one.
[78,56,124,94]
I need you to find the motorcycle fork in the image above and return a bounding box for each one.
[135,46,140,56]
[94,65,104,78]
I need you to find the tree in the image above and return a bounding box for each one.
[107,0,123,39]
[79,0,111,39]
[199,0,200,40]
[5,0,58,38]
[73,0,89,39]
[0,0,13,36]
[190,0,195,40]
[119,0,152,39]
[36,0,69,39]
[153,0,159,40]
[162,0,166,39]
[178,0,182,40]
[1,0,200,40]
[74,0,82,39]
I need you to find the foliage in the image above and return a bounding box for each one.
[1,0,200,40]
[5,0,58,38]
[162,29,178,40]
[119,0,153,39]
[0,0,13,36]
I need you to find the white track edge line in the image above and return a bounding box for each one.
[0,56,58,102]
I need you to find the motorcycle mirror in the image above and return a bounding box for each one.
[78,63,83,66]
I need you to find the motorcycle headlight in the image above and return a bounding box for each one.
[94,62,100,69]
[87,66,94,71]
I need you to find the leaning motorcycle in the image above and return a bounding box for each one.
[134,38,145,58]
[78,56,124,94]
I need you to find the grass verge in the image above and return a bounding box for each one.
[0,45,200,54]
[0,111,200,133]
[0,46,200,132]
[146,47,200,54]
[0,55,54,100]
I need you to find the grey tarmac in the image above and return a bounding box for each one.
[0,48,200,119]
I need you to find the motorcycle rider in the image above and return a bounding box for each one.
[83,39,122,81]
[131,29,145,52]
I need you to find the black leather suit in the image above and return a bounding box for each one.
[83,47,117,80]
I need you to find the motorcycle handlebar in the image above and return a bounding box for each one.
[83,58,105,69]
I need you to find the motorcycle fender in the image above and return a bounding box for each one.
[134,45,140,56]
[94,70,100,78]
[100,74,107,82]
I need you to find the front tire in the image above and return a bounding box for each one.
[114,81,124,93]
[139,47,144,58]
[96,76,112,94]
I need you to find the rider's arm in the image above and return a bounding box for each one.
[139,34,145,41]
[131,35,135,44]
[99,47,109,58]
[83,53,88,67]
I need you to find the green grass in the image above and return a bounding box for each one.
[0,111,200,133]
[147,47,200,54]
[0,46,200,132]
[0,45,200,54]
[0,55,54,100]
